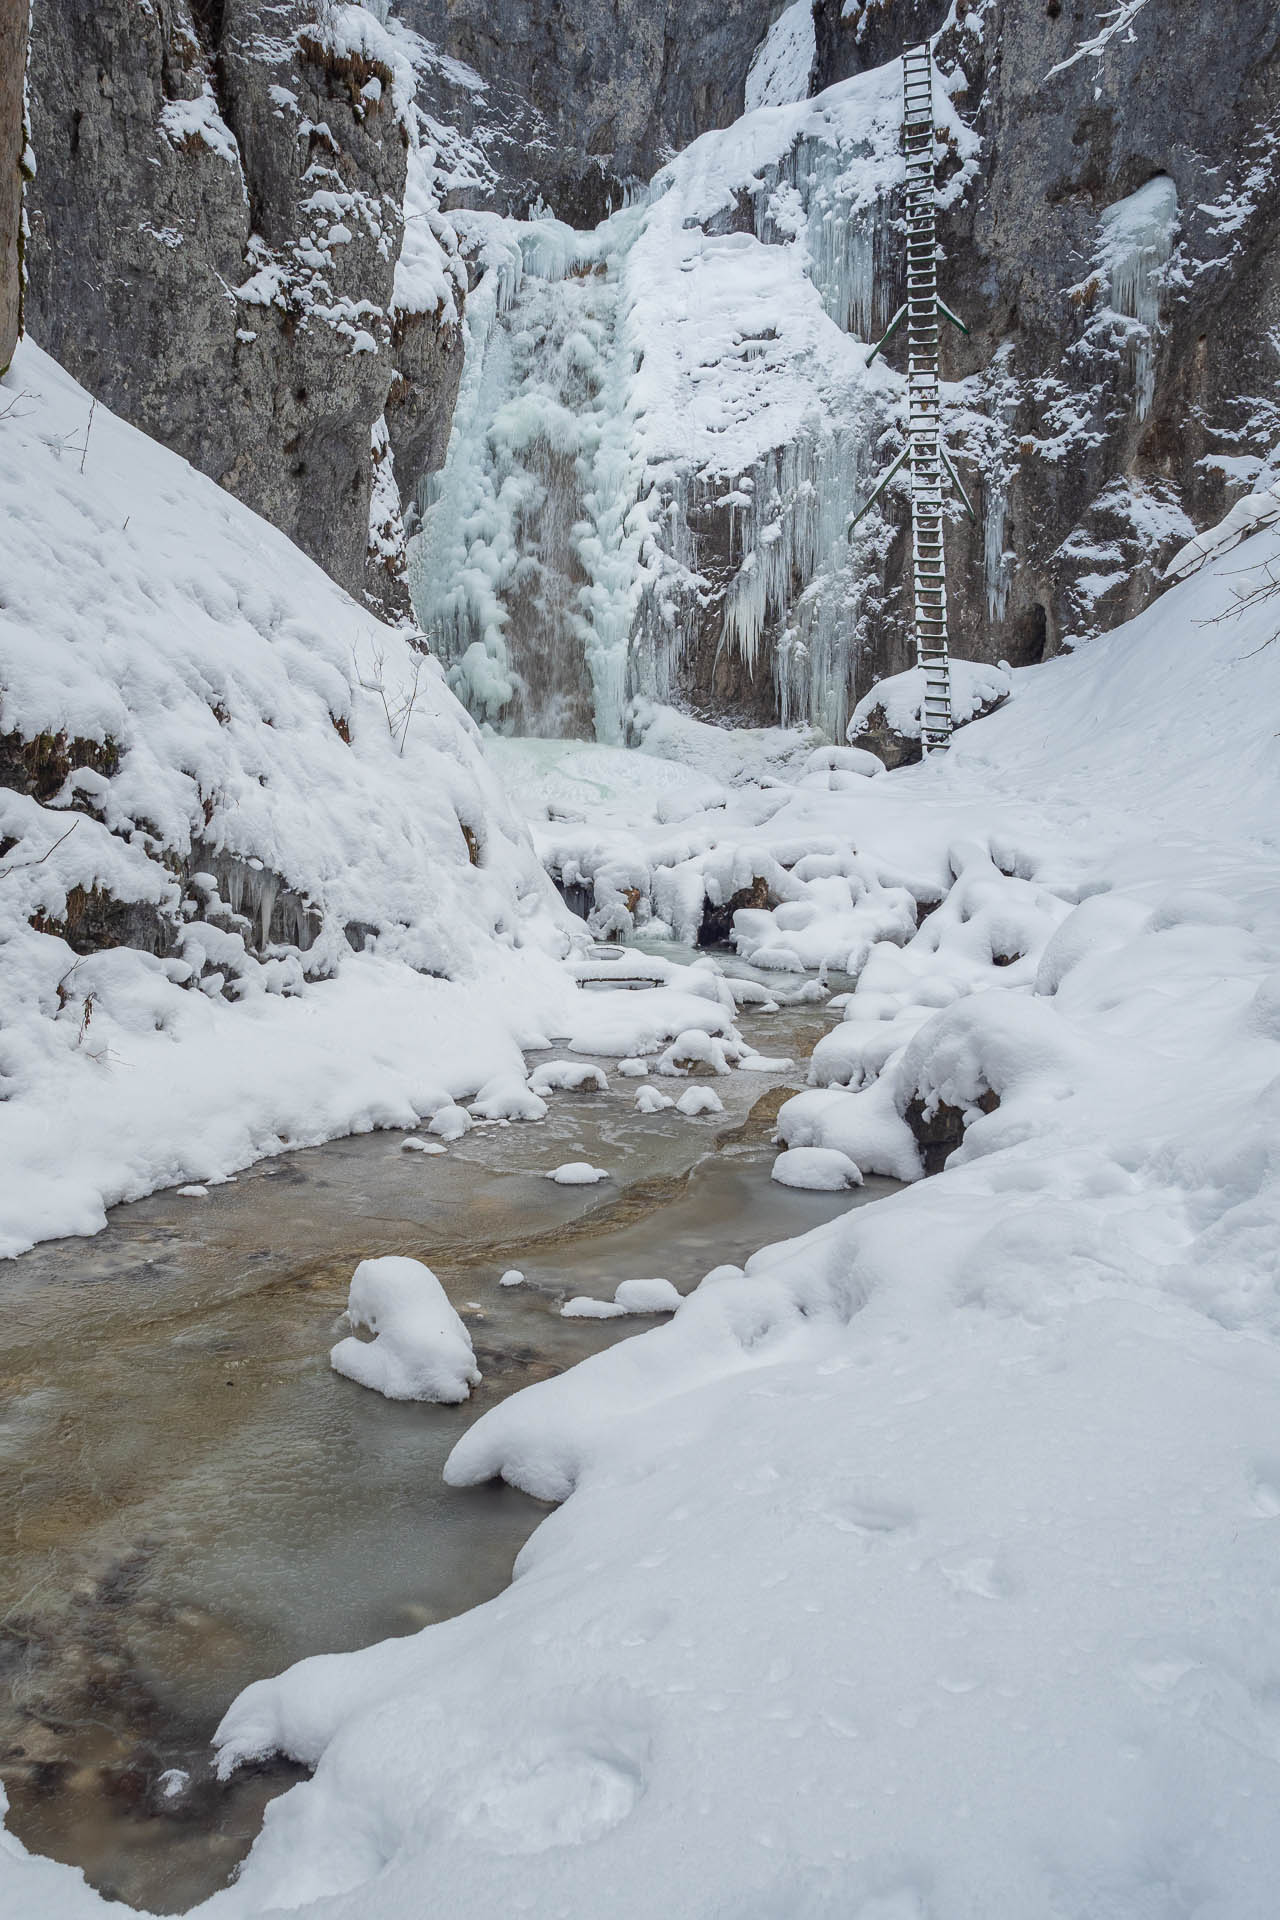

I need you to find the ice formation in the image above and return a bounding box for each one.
[407,60,978,744]
[1096,175,1180,421]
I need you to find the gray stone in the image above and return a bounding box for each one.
[399,0,793,227]
[23,0,460,612]
[0,0,26,375]
[813,0,1280,672]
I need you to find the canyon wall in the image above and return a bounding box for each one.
[15,0,1280,730]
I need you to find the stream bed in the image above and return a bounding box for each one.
[0,959,895,1912]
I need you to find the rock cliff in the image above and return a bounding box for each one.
[0,0,26,376]
[813,0,1280,671]
[23,0,464,615]
[14,0,1280,729]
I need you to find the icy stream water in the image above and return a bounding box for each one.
[0,964,895,1912]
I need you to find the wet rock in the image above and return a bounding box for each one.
[905,1088,1000,1176]
[699,875,771,947]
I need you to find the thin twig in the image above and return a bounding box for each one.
[79,398,97,475]
[0,818,79,878]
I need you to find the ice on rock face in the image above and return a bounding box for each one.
[1096,175,1179,421]
[745,0,816,113]
[330,1257,481,1403]
[406,59,955,745]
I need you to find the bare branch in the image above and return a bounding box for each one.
[0,819,79,878]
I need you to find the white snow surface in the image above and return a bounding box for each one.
[0,343,593,1256]
[744,0,817,112]
[9,492,1280,1917]
[770,1144,862,1190]
[330,1256,481,1403]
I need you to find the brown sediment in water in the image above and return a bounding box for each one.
[0,969,893,1913]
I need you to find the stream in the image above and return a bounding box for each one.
[0,952,896,1912]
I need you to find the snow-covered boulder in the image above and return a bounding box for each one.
[770,1146,863,1191]
[613,1277,683,1314]
[546,1162,611,1185]
[470,1075,548,1122]
[561,1277,683,1318]
[428,1105,473,1142]
[330,1257,481,1403]
[847,662,1012,768]
[676,1086,724,1116]
[635,1086,676,1114]
[560,1296,628,1319]
[528,1060,610,1096]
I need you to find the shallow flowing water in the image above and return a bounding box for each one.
[0,956,894,1912]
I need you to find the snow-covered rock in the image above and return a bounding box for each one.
[770,1145,862,1191]
[528,1060,610,1095]
[546,1162,611,1186]
[847,662,1013,768]
[675,1087,724,1117]
[613,1277,682,1314]
[560,1296,628,1319]
[635,1086,676,1114]
[329,1257,480,1403]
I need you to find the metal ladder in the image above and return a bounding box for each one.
[852,42,973,754]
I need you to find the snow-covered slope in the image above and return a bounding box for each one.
[9,466,1280,1914]
[0,341,575,1256]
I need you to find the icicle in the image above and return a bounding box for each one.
[1097,175,1179,422]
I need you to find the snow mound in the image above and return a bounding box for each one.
[560,1296,628,1319]
[528,1060,610,1095]
[470,1075,548,1122]
[770,1146,863,1190]
[675,1087,724,1116]
[499,1269,525,1288]
[329,1257,481,1403]
[546,1163,610,1186]
[848,660,1013,748]
[0,341,572,1255]
[635,1086,675,1114]
[562,1277,683,1319]
[613,1278,682,1314]
[429,1104,474,1141]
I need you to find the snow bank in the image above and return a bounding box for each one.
[330,1257,480,1402]
[0,342,583,1255]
